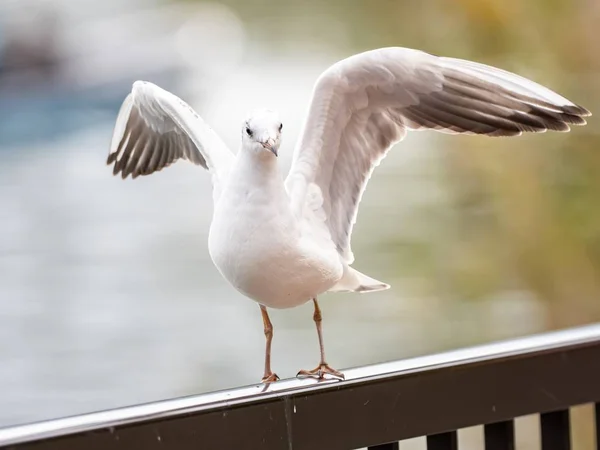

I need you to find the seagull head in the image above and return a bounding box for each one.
[242,109,283,157]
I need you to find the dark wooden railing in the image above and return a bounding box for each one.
[1,324,600,450]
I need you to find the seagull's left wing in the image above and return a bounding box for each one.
[285,47,590,263]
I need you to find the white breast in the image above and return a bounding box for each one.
[208,151,343,309]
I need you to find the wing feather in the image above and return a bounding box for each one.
[107,81,234,190]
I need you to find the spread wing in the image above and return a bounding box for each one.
[285,47,591,263]
[107,81,234,192]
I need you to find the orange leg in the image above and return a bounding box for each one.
[260,305,279,383]
[297,298,344,380]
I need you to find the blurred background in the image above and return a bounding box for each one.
[0,0,599,447]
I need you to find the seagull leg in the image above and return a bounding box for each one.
[260,305,279,383]
[297,298,345,380]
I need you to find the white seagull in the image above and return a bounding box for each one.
[106,47,590,382]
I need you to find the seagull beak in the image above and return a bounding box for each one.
[261,138,278,157]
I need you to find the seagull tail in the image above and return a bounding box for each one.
[329,266,390,294]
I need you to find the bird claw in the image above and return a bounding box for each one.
[261,372,280,383]
[296,363,345,380]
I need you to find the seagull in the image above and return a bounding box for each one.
[106,47,590,383]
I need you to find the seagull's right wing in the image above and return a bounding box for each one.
[107,81,234,192]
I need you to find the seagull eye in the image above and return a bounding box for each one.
[246,127,253,137]
[278,123,283,132]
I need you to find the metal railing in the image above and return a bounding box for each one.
[1,324,600,450]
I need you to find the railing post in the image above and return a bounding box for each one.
[368,442,399,450]
[427,431,458,450]
[595,403,599,450]
[540,410,571,450]
[484,420,515,450]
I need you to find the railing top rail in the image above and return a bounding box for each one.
[2,323,600,449]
